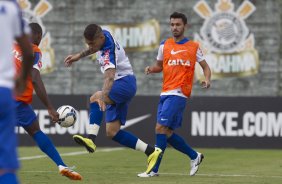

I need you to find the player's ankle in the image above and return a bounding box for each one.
[145,145,155,156]
[87,134,96,143]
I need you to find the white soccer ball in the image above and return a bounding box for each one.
[57,105,77,127]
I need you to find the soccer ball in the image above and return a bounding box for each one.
[57,105,77,127]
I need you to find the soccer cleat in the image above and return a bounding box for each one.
[190,152,204,176]
[73,135,96,153]
[145,147,162,174]
[137,171,159,177]
[59,165,82,180]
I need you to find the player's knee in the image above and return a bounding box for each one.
[24,121,40,136]
[155,123,169,134]
[106,128,118,139]
[106,125,120,139]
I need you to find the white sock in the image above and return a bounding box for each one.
[88,124,100,136]
[135,139,148,152]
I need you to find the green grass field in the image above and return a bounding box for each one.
[18,147,282,184]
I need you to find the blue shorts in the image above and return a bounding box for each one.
[157,95,187,130]
[0,87,19,170]
[15,101,37,128]
[106,75,136,125]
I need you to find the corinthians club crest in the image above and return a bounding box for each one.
[194,0,259,79]
[17,0,55,74]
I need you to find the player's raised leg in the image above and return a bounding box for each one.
[73,92,103,153]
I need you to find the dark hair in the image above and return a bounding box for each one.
[29,23,42,36]
[170,12,187,25]
[84,24,102,40]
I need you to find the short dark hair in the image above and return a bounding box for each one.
[170,12,187,25]
[29,23,42,36]
[84,24,102,40]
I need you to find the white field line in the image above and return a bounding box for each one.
[19,147,124,161]
[19,170,282,179]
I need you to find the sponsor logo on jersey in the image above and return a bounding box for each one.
[193,0,259,80]
[18,0,55,74]
[103,50,110,66]
[168,59,191,66]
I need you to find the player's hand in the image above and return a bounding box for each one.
[48,109,60,123]
[14,76,27,96]
[201,80,211,89]
[64,53,80,67]
[96,92,107,111]
[97,98,106,111]
[145,66,151,75]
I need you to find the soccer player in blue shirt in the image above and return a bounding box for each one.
[64,24,161,174]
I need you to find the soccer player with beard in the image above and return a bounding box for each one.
[138,12,211,177]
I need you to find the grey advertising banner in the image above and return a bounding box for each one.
[17,95,282,149]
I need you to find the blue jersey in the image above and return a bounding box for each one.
[96,30,134,80]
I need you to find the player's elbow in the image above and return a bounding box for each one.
[32,79,39,90]
[31,75,38,85]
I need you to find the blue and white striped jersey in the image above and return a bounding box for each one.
[96,30,134,80]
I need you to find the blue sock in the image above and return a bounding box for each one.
[152,149,165,173]
[155,134,167,151]
[0,173,18,184]
[89,102,103,126]
[88,102,103,142]
[152,134,167,173]
[167,133,197,159]
[112,130,138,149]
[33,131,66,166]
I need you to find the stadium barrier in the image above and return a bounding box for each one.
[17,95,282,149]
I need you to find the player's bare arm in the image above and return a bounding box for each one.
[96,68,115,111]
[15,35,34,94]
[64,48,97,67]
[103,68,115,97]
[145,60,163,74]
[79,47,97,58]
[32,68,59,122]
[64,47,96,67]
[199,60,211,88]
